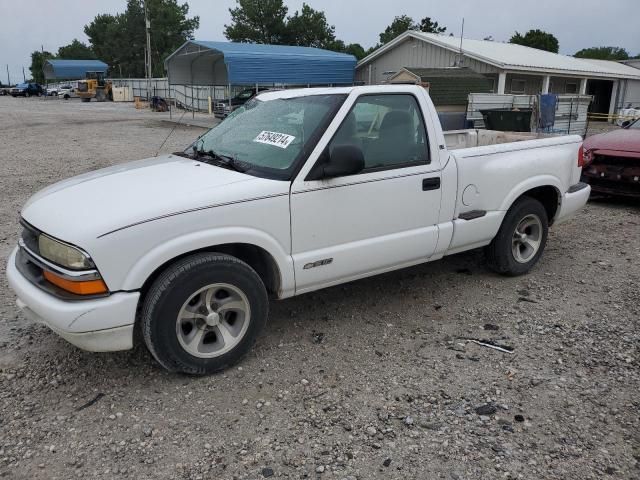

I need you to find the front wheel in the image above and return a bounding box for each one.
[485,196,548,276]
[141,253,268,375]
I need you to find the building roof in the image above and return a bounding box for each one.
[390,67,493,105]
[166,40,356,85]
[43,59,108,80]
[583,59,640,76]
[358,31,640,80]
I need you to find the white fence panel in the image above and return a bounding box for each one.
[467,93,592,136]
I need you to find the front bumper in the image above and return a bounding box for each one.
[6,247,139,352]
[555,182,591,224]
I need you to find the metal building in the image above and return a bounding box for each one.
[357,31,640,117]
[43,60,108,80]
[165,41,356,87]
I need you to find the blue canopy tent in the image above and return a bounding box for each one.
[165,41,356,87]
[43,60,108,80]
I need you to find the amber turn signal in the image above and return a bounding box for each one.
[43,270,108,295]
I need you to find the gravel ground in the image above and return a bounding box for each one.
[0,96,638,480]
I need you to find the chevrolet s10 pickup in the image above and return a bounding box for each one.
[7,85,590,374]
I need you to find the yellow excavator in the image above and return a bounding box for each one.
[76,71,113,102]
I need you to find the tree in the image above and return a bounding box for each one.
[57,39,96,59]
[323,39,367,60]
[375,14,447,50]
[379,15,416,45]
[84,0,199,78]
[84,14,120,61]
[343,43,366,60]
[509,29,558,53]
[285,3,335,48]
[574,46,629,60]
[224,0,288,44]
[29,50,54,84]
[418,17,446,34]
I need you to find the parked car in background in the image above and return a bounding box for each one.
[213,86,271,118]
[6,85,590,375]
[582,118,640,198]
[10,83,44,97]
[46,86,59,96]
[57,85,77,100]
[0,86,11,96]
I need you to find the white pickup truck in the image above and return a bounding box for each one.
[7,85,590,374]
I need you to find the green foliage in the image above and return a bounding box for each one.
[224,0,288,44]
[224,0,366,60]
[84,0,199,77]
[343,43,366,60]
[285,3,335,48]
[379,15,416,45]
[509,29,559,53]
[418,17,446,34]
[574,46,629,60]
[378,15,447,46]
[323,39,367,60]
[57,39,96,59]
[29,50,54,84]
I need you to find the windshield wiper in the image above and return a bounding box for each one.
[192,148,248,173]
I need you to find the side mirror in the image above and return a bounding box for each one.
[317,145,365,179]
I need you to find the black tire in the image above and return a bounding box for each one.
[25,92,30,98]
[81,97,90,102]
[141,253,268,375]
[485,196,548,276]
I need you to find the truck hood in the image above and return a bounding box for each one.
[21,154,284,244]
[583,128,640,154]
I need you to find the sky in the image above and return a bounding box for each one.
[1,0,638,84]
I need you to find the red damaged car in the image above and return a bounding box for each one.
[582,119,640,197]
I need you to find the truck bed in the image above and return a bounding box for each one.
[444,129,558,151]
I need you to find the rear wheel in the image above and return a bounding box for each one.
[485,196,548,276]
[141,253,268,375]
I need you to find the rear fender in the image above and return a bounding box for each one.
[499,175,563,217]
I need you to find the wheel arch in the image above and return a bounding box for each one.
[137,243,285,304]
[500,177,562,225]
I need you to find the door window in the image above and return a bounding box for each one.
[328,94,430,172]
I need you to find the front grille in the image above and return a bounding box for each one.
[592,154,639,167]
[583,176,640,196]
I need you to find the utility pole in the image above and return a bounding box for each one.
[22,66,26,82]
[42,45,46,89]
[6,64,9,86]
[458,18,465,67]
[144,0,152,101]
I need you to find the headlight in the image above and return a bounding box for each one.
[38,234,95,270]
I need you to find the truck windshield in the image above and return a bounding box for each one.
[193,94,346,179]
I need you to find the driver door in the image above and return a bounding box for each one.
[290,93,443,294]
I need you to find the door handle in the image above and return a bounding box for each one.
[422,177,441,191]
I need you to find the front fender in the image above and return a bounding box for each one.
[117,227,295,297]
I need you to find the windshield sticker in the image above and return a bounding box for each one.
[254,131,296,149]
